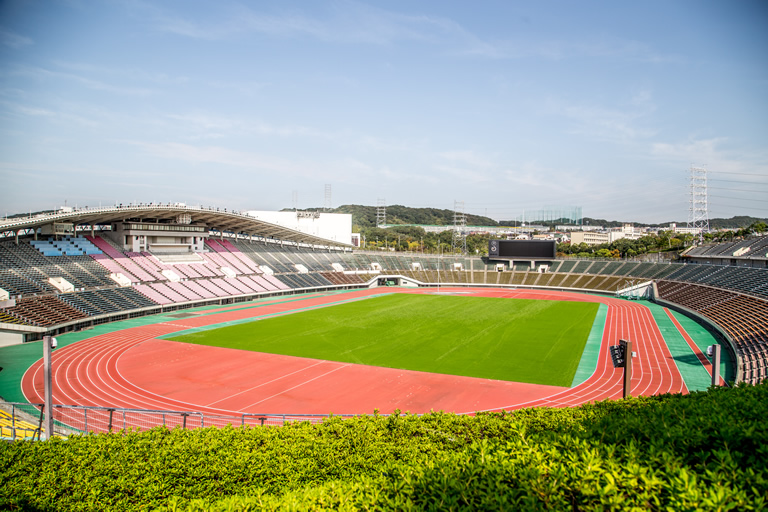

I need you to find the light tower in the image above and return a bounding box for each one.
[324,184,332,212]
[452,200,467,255]
[376,198,386,228]
[687,166,710,233]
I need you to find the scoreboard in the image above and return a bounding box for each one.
[488,240,556,259]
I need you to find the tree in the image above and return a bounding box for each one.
[750,221,767,235]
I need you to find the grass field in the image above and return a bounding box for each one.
[167,293,600,386]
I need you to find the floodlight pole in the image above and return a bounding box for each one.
[43,335,53,440]
[622,339,633,399]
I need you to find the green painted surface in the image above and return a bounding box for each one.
[666,309,735,384]
[571,303,608,387]
[644,301,715,392]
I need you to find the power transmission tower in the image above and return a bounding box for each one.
[452,200,467,255]
[324,184,332,212]
[687,166,710,232]
[292,190,298,211]
[376,198,386,228]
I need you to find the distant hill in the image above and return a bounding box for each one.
[286,206,767,232]
[290,205,498,229]
[704,216,768,230]
[506,216,768,230]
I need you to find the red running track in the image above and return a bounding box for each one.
[22,288,686,418]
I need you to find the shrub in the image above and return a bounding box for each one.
[1,383,766,511]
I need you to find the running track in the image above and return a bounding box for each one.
[22,288,689,419]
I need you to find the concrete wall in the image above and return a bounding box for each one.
[0,330,25,347]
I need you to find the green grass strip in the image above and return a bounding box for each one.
[644,301,714,392]
[168,294,599,386]
[570,302,608,387]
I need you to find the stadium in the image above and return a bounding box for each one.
[2,0,766,507]
[0,203,765,430]
[0,203,766,510]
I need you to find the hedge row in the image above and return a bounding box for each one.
[1,383,766,511]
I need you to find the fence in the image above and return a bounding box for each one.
[0,402,358,440]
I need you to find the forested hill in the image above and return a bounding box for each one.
[287,205,767,231]
[579,216,768,230]
[706,216,768,230]
[293,205,498,229]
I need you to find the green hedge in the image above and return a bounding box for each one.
[2,383,766,511]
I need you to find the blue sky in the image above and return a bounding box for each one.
[1,0,766,223]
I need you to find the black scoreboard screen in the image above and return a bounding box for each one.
[488,240,556,259]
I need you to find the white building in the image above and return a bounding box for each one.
[570,231,610,246]
[668,223,703,235]
[245,210,352,245]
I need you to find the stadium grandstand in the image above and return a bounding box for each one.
[1,204,767,438]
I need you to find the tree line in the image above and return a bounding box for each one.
[357,221,768,258]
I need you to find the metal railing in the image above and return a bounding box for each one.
[0,402,360,440]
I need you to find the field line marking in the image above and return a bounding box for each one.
[241,363,350,409]
[204,360,328,407]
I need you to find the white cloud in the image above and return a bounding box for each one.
[52,60,189,86]
[1,100,100,127]
[163,112,336,142]
[557,91,657,143]
[133,141,294,171]
[152,1,477,48]
[437,150,495,169]
[13,66,155,96]
[0,28,32,49]
[651,138,768,177]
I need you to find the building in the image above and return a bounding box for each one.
[570,223,645,247]
[669,223,703,235]
[245,210,352,246]
[570,231,610,246]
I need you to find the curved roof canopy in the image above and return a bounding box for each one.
[0,204,351,248]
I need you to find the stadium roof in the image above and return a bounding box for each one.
[0,204,352,248]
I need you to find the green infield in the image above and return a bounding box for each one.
[167,293,600,386]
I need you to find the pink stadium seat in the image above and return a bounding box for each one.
[150,283,188,303]
[181,280,217,299]
[133,284,173,305]
[210,278,242,296]
[197,279,229,297]
[91,254,140,283]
